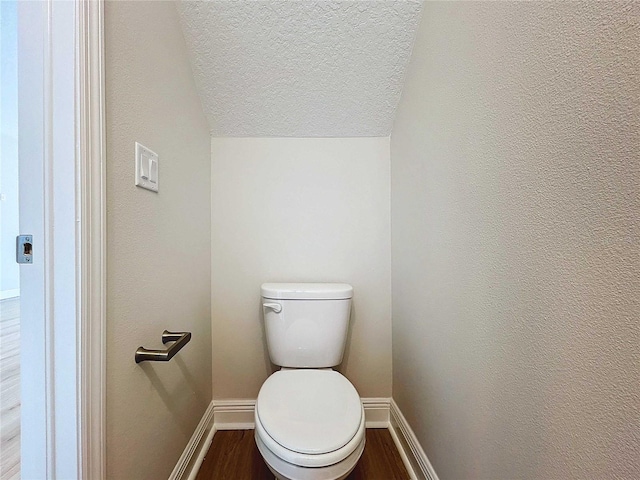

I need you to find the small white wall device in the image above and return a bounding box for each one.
[135,142,159,192]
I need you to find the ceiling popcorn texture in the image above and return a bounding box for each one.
[177,0,423,137]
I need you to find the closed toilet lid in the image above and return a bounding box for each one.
[256,370,362,455]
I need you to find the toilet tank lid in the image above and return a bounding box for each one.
[261,283,353,300]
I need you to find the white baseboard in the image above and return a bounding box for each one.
[361,397,390,427]
[172,396,439,480]
[213,399,256,430]
[0,289,20,300]
[211,397,392,430]
[389,399,439,480]
[168,401,215,480]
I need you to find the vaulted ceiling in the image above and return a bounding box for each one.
[177,0,423,137]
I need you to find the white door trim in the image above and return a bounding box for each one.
[20,1,89,476]
[76,0,106,478]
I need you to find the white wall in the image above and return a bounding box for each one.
[0,1,20,296]
[105,2,212,478]
[391,2,639,479]
[210,137,391,399]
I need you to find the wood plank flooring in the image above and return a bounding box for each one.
[196,428,410,480]
[0,297,20,480]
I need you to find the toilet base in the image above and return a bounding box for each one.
[255,430,365,480]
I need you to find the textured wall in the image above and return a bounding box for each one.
[210,137,392,399]
[105,2,212,478]
[177,1,422,137]
[391,2,639,479]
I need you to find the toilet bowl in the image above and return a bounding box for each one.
[256,283,364,480]
[255,369,365,480]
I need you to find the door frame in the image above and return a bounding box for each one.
[16,0,105,476]
[77,0,106,478]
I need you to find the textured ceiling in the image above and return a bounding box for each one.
[177,1,423,137]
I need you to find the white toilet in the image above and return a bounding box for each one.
[255,283,365,480]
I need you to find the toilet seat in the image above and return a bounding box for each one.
[255,427,366,480]
[255,369,364,468]
[255,405,365,468]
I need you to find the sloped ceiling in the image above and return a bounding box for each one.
[177,0,423,137]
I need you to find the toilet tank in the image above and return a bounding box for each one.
[261,283,353,368]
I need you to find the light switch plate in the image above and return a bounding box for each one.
[135,142,159,192]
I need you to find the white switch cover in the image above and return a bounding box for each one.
[135,142,159,192]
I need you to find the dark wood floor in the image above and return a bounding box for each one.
[196,428,410,480]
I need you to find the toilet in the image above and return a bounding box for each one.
[255,283,365,480]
